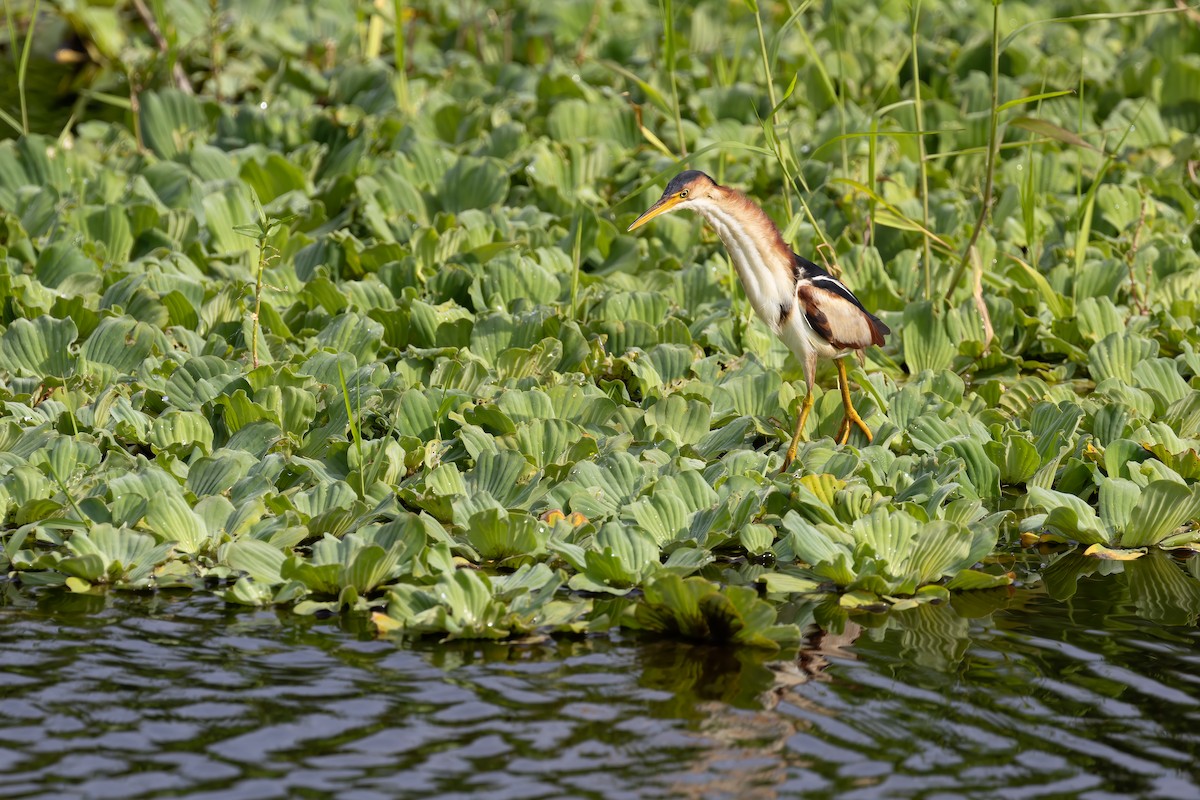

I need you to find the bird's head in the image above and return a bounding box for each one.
[627,170,718,231]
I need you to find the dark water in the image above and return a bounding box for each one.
[3,555,1200,800]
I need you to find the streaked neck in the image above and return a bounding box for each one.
[691,187,796,325]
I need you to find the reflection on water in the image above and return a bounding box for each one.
[2,558,1199,799]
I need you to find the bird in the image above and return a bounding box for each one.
[627,170,889,470]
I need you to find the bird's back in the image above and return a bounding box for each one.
[792,254,889,350]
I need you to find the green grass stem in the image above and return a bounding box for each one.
[910,0,934,300]
[945,0,1002,302]
[750,0,794,223]
[209,0,223,101]
[659,0,686,155]
[10,0,40,135]
[867,117,877,245]
[570,207,584,321]
[366,0,386,59]
[1072,100,1144,303]
[48,461,90,531]
[337,358,367,499]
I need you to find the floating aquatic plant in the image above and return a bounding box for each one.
[0,0,1198,646]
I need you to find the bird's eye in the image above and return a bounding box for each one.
[679,189,689,198]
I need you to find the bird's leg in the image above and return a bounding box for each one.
[783,389,814,471]
[783,352,819,471]
[836,357,872,445]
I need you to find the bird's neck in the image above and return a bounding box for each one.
[692,188,797,325]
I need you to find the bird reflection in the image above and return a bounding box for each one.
[634,623,862,799]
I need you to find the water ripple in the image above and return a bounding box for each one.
[1,581,1199,798]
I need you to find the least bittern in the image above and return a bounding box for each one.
[628,170,889,471]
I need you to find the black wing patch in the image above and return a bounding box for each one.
[803,302,834,344]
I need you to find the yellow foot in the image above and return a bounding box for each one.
[850,411,873,441]
[836,412,873,445]
[835,358,874,446]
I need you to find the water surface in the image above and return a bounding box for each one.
[2,558,1199,799]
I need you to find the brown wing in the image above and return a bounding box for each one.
[798,281,888,350]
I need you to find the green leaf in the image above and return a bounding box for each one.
[35,242,97,289]
[716,371,781,418]
[595,292,671,325]
[150,411,214,455]
[906,521,976,586]
[58,552,107,582]
[61,525,166,584]
[1164,392,1200,439]
[996,90,1075,114]
[141,89,208,159]
[434,569,506,638]
[901,301,954,373]
[943,569,1011,591]
[599,522,658,572]
[566,452,647,519]
[225,538,287,585]
[345,544,395,594]
[759,571,822,594]
[1028,487,1110,545]
[945,437,1000,500]
[1121,481,1200,548]
[1132,359,1190,407]
[1074,297,1125,342]
[645,395,711,447]
[144,492,209,554]
[476,255,559,308]
[1089,333,1158,385]
[1007,116,1099,151]
[625,492,691,545]
[986,435,1041,485]
[1096,184,1142,232]
[202,186,255,259]
[1009,256,1069,319]
[85,206,133,264]
[739,523,775,556]
[440,157,508,212]
[0,316,77,378]
[660,546,714,574]
[80,316,158,375]
[317,312,384,365]
[637,573,710,639]
[513,419,585,469]
[782,511,850,572]
[466,509,545,560]
[466,449,537,509]
[240,153,308,204]
[1098,477,1140,535]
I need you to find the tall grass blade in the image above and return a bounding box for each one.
[659,0,685,155]
[945,1,1002,302]
[14,0,39,135]
[393,0,410,112]
[911,0,933,299]
[1071,99,1144,301]
[749,0,793,222]
[337,359,366,499]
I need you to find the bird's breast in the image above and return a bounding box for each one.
[695,204,796,333]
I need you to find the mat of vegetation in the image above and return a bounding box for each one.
[1,1,1199,646]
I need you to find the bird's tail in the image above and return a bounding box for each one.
[868,314,890,347]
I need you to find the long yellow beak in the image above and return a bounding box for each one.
[627,194,683,232]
